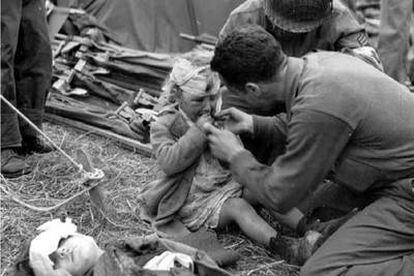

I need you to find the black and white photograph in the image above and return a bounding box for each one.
[1,0,413,275]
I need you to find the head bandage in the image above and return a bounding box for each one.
[29,218,77,275]
[164,58,220,97]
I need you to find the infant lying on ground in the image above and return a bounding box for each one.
[14,218,230,276]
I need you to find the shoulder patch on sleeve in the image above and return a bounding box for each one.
[356,32,369,46]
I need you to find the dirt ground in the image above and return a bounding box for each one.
[0,122,299,276]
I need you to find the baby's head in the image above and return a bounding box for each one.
[163,51,221,122]
[49,234,103,276]
[29,218,104,276]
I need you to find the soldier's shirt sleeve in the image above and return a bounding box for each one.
[229,109,353,213]
[239,113,288,164]
[330,3,384,70]
[336,30,370,49]
[327,0,369,49]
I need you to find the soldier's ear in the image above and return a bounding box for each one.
[245,82,262,96]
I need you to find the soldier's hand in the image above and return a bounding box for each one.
[203,123,245,162]
[214,107,253,134]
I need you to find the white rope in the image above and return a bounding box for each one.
[0,175,95,212]
[0,94,85,173]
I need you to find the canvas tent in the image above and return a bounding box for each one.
[76,0,244,52]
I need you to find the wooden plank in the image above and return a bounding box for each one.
[45,113,153,157]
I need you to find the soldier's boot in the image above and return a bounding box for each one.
[1,148,31,178]
[269,230,324,266]
[21,136,54,154]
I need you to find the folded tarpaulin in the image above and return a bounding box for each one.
[95,73,163,98]
[72,72,134,104]
[51,35,173,97]
[86,52,172,76]
[46,93,147,141]
[86,53,167,84]
[109,51,174,71]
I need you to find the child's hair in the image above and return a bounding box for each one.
[160,50,220,105]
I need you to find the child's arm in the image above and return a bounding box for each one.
[151,114,207,176]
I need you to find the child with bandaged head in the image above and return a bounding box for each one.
[148,51,280,247]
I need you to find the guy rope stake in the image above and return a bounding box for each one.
[0,94,84,173]
[0,94,106,211]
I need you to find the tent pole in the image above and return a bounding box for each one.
[186,0,199,36]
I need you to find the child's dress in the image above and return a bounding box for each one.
[177,150,242,230]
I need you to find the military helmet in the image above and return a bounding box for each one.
[263,0,333,33]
